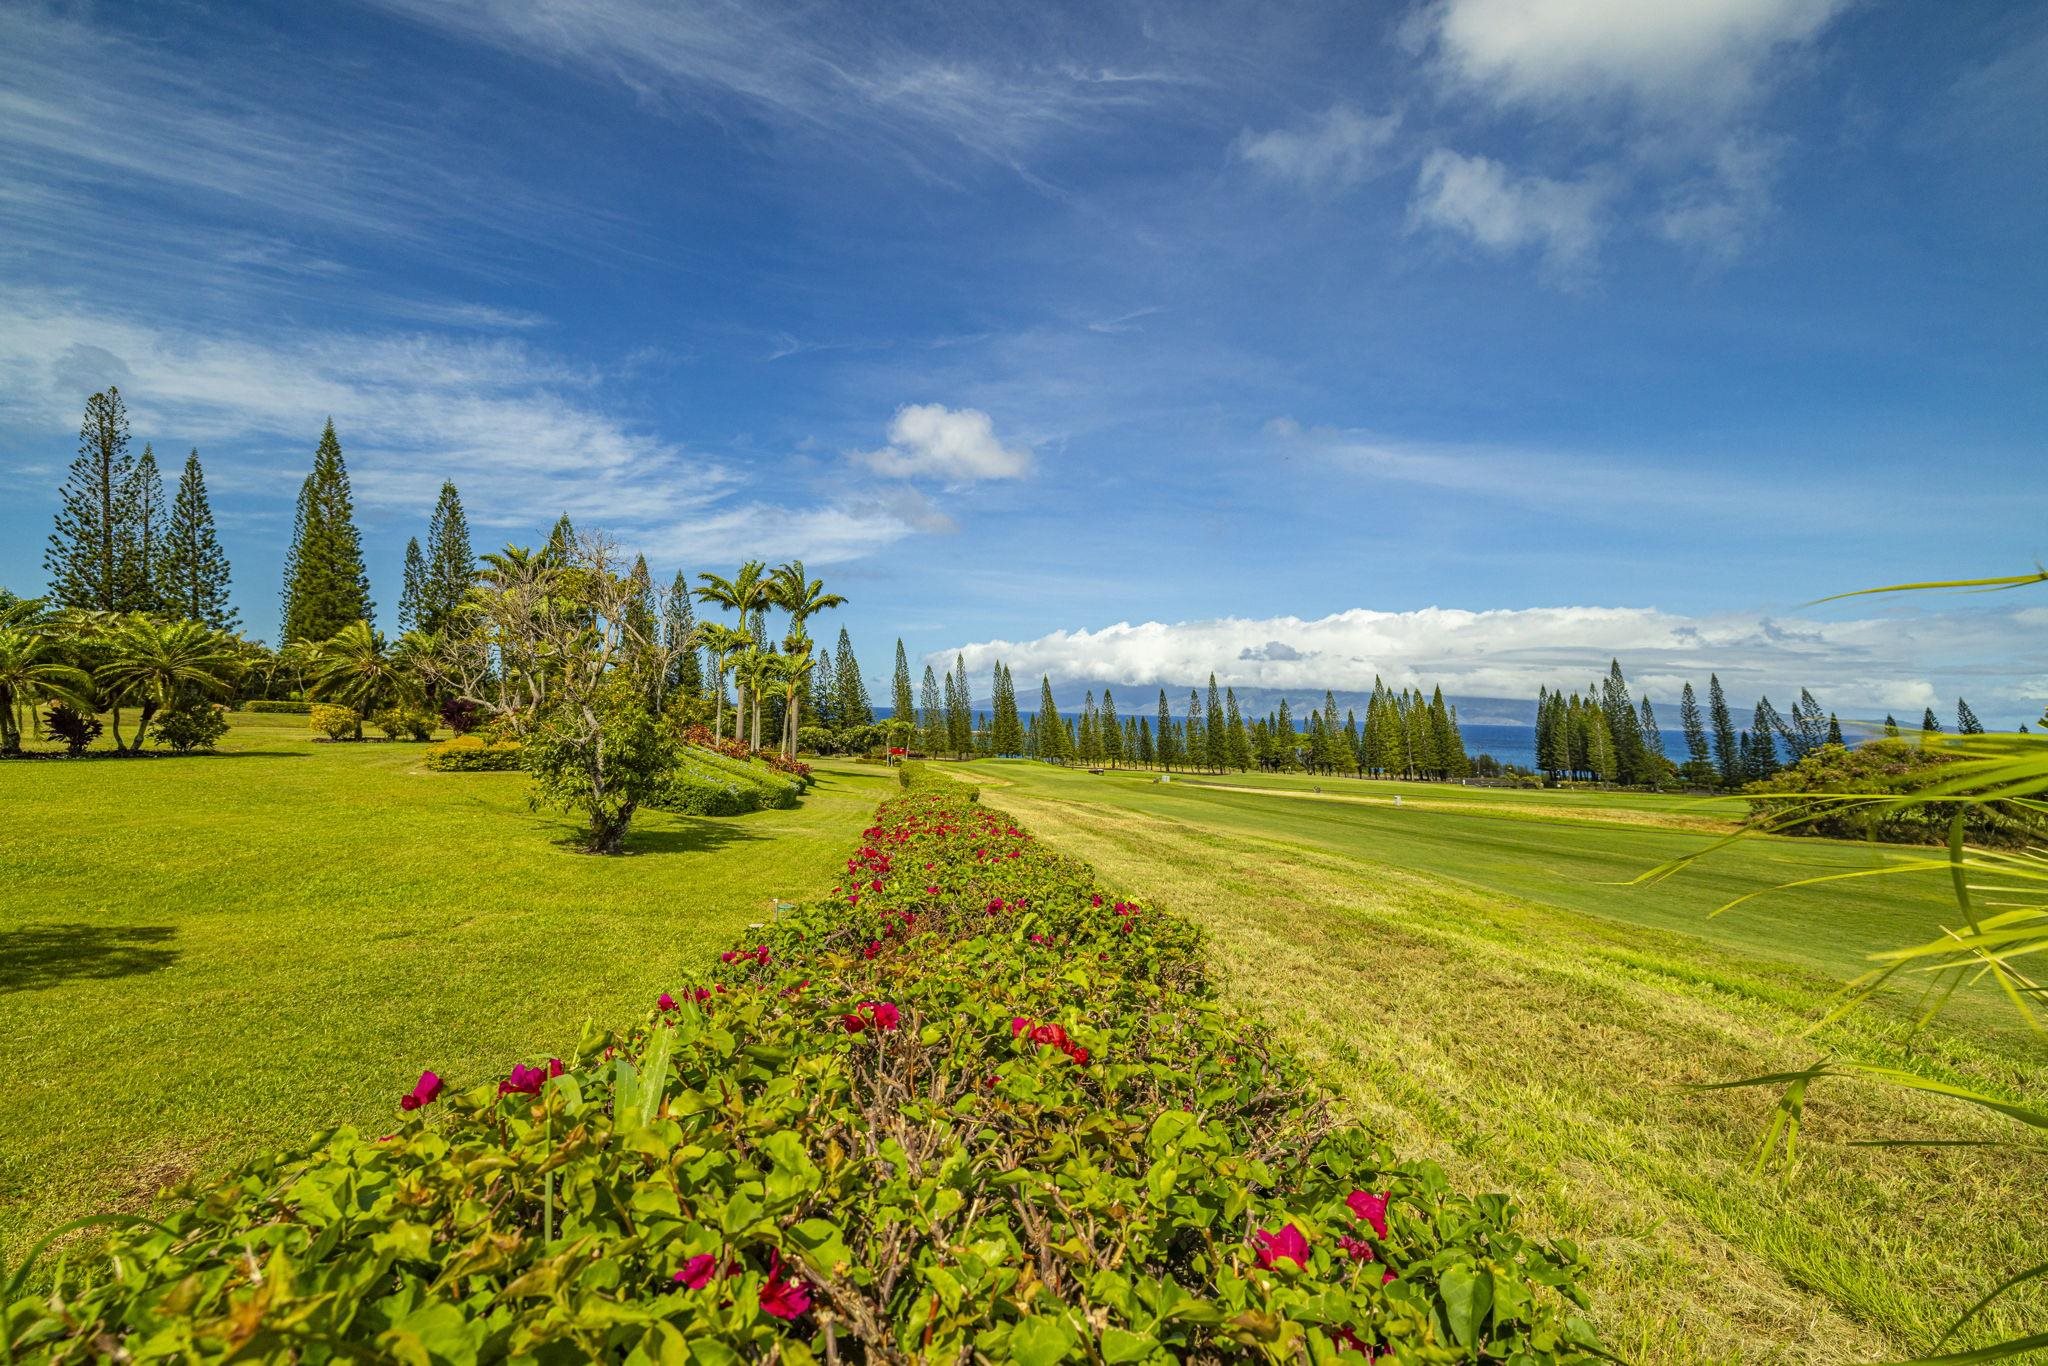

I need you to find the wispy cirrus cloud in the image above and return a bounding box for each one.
[1409,149,1611,276]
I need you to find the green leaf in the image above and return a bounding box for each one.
[1009,1315,1076,1366]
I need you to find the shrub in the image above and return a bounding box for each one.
[40,704,101,757]
[439,695,482,735]
[658,762,759,816]
[765,752,812,784]
[679,723,754,761]
[153,700,230,753]
[1745,738,2048,849]
[6,765,1599,1363]
[421,735,524,772]
[796,724,835,754]
[372,707,436,741]
[308,704,358,741]
[243,699,312,714]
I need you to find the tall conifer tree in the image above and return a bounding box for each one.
[46,386,147,613]
[160,450,237,628]
[1707,674,1740,786]
[892,640,915,724]
[1956,698,1984,734]
[280,419,373,643]
[1679,682,1709,768]
[128,443,167,615]
[424,482,474,633]
[663,571,702,696]
[919,665,946,755]
[398,537,428,631]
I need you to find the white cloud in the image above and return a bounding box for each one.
[1236,104,1401,190]
[939,603,2048,724]
[1410,150,1609,275]
[1655,135,1782,260]
[1428,0,1853,113]
[0,293,936,568]
[853,404,1033,481]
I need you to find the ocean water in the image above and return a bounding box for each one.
[1458,724,1696,772]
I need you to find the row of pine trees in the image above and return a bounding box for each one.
[1536,661,1998,788]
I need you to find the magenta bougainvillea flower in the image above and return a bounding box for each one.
[657,992,677,1012]
[399,1070,443,1111]
[862,939,881,960]
[925,885,940,896]
[1253,1224,1310,1270]
[868,879,883,893]
[1011,1016,1030,1037]
[1091,894,1104,907]
[1347,1189,1390,1239]
[1028,933,1049,945]
[860,1001,901,1030]
[986,897,1005,914]
[840,1012,866,1033]
[672,1254,718,1290]
[499,1063,548,1096]
[1339,1235,1376,1263]
[758,1254,811,1320]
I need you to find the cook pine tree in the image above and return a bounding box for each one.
[45,386,151,614]
[280,419,374,645]
[159,450,237,629]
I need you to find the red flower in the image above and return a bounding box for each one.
[1346,1190,1390,1239]
[925,885,940,896]
[986,898,1005,914]
[1011,1016,1030,1037]
[1339,1235,1376,1262]
[548,1057,565,1077]
[1028,933,1049,945]
[499,1062,547,1095]
[399,1070,443,1111]
[693,987,714,1003]
[753,945,771,965]
[673,1253,718,1289]
[841,1012,866,1033]
[869,879,883,893]
[657,992,677,1012]
[719,950,740,964]
[1065,1044,1090,1065]
[1090,894,1103,907]
[863,939,881,960]
[861,1001,902,1030]
[758,1255,811,1320]
[847,893,860,905]
[1253,1223,1310,1270]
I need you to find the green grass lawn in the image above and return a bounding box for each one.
[0,713,896,1266]
[939,759,2048,1364]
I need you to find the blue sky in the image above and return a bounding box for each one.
[1,0,2043,721]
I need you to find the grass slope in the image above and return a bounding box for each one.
[0,714,895,1265]
[933,759,2048,1363]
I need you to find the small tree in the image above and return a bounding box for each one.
[525,666,673,854]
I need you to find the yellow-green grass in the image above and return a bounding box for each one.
[926,758,2048,1363]
[0,714,896,1266]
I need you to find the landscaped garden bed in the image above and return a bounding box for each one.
[4,765,1599,1362]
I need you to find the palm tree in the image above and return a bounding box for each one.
[0,628,92,754]
[768,645,817,758]
[94,616,241,751]
[768,561,844,744]
[694,621,751,744]
[733,645,777,751]
[304,620,409,740]
[694,562,771,739]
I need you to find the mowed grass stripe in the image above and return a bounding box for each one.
[0,714,897,1265]
[953,760,2048,1364]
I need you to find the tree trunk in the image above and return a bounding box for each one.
[110,704,125,752]
[711,655,725,741]
[133,699,159,752]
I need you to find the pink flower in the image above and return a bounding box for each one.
[986,898,1005,914]
[758,1255,811,1320]
[861,1001,901,1031]
[657,992,677,1012]
[1346,1190,1390,1239]
[1011,1016,1031,1037]
[673,1254,718,1290]
[499,1062,547,1096]
[925,885,940,896]
[753,946,771,965]
[1090,894,1103,907]
[399,1070,443,1111]
[693,987,714,1003]
[841,1012,866,1033]
[847,893,860,905]
[863,939,881,960]
[720,950,739,964]
[1339,1235,1376,1263]
[869,879,883,893]
[549,1057,565,1077]
[1028,933,1049,945]
[1253,1224,1310,1270]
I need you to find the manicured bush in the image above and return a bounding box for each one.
[244,699,312,714]
[765,752,812,784]
[153,700,230,753]
[658,762,759,816]
[308,704,358,741]
[4,764,1600,1363]
[1745,738,2048,848]
[421,735,524,772]
[796,724,834,754]
[439,695,482,735]
[372,707,436,741]
[40,704,101,757]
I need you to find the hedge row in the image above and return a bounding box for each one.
[421,736,525,772]
[3,765,1599,1363]
[241,700,311,714]
[652,746,811,817]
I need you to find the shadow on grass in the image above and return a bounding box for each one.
[531,815,772,856]
[0,923,179,992]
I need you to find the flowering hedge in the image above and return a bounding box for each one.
[3,765,1600,1363]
